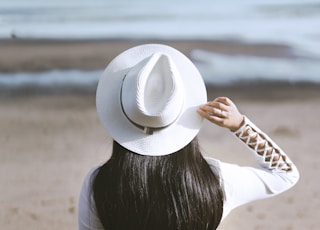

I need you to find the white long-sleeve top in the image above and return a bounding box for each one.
[78,117,299,229]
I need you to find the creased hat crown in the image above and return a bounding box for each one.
[121,53,184,130]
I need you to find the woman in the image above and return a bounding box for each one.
[78,44,299,230]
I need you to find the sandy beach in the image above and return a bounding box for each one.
[1,39,319,230]
[0,39,296,72]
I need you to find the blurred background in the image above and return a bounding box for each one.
[0,0,319,229]
[1,0,320,89]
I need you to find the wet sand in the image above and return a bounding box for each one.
[0,38,296,72]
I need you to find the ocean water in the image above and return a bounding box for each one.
[1,0,320,89]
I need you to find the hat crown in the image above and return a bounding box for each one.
[96,44,207,156]
[121,53,184,130]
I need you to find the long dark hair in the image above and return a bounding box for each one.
[92,138,224,230]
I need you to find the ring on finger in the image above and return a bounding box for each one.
[220,109,223,117]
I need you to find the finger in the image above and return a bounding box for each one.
[198,108,229,127]
[220,109,229,118]
[206,114,225,126]
[205,101,228,111]
[199,106,228,120]
[197,107,212,120]
[203,102,229,118]
[199,105,225,118]
[214,97,232,106]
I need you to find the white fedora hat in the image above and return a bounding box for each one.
[96,44,207,156]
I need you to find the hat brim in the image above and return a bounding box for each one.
[96,44,207,156]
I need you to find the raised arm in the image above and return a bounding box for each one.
[197,97,299,216]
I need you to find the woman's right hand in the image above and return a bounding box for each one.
[197,97,244,131]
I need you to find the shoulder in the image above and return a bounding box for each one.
[81,166,100,192]
[204,156,220,168]
[78,166,104,230]
[79,166,100,212]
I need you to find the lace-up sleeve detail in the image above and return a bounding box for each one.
[233,116,292,172]
[211,116,299,219]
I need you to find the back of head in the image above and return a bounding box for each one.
[93,44,223,229]
[93,139,224,230]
